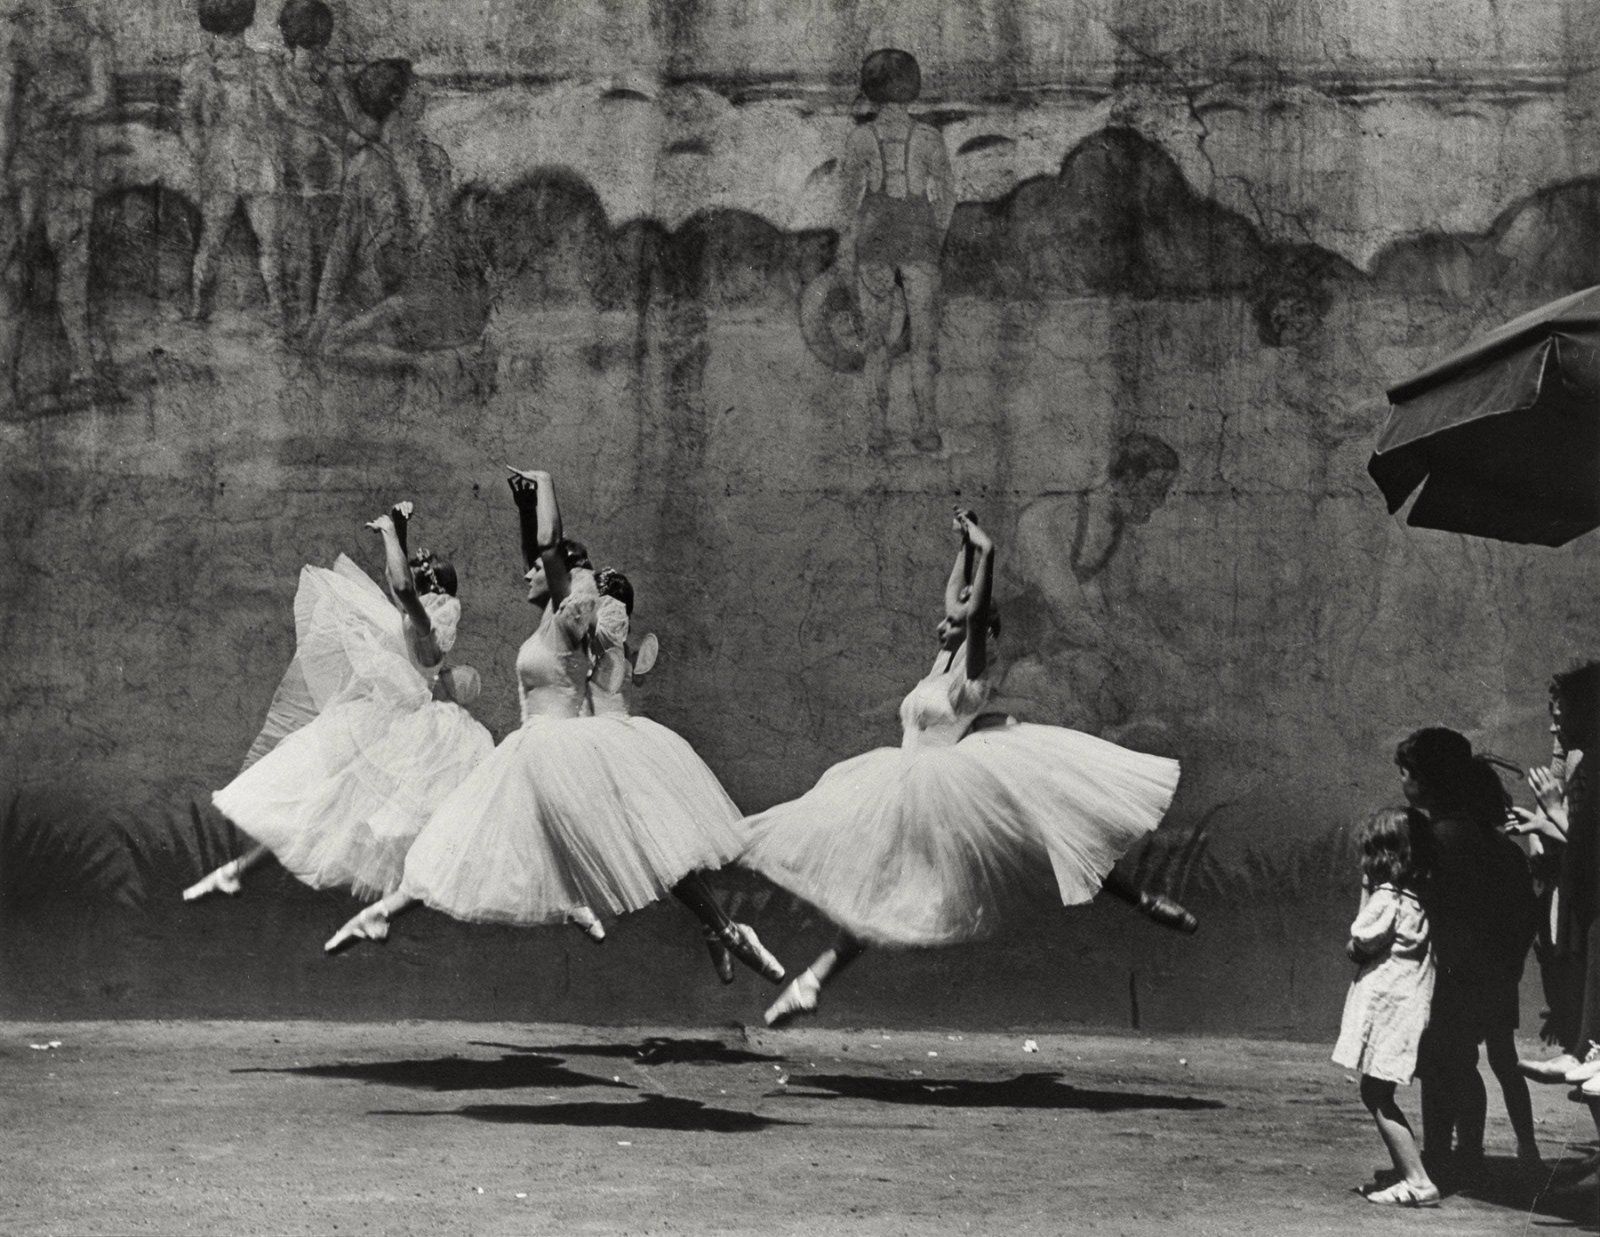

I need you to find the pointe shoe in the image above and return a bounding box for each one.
[1564,1043,1600,1083]
[1137,891,1199,935]
[324,906,389,953]
[765,968,821,1027]
[183,862,242,902]
[1520,1051,1582,1083]
[567,907,606,944]
[704,927,735,985]
[717,923,786,984]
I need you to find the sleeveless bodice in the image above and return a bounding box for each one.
[898,653,991,750]
[410,592,460,684]
[515,629,591,720]
[515,575,599,722]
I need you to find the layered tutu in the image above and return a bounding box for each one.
[742,722,1180,947]
[213,556,492,898]
[399,715,746,925]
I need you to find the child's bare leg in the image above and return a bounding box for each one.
[190,194,239,319]
[1360,1075,1437,1195]
[182,844,271,900]
[325,892,414,952]
[900,261,941,452]
[764,929,866,1027]
[241,195,286,325]
[857,260,896,446]
[1486,1030,1539,1161]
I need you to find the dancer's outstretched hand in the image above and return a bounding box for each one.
[505,465,547,506]
[365,513,395,534]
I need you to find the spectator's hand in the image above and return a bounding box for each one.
[1506,806,1565,843]
[1529,765,1568,817]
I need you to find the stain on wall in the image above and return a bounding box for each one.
[2,0,1596,1033]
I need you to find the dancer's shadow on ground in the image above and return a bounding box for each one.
[779,1071,1225,1112]
[374,1094,797,1134]
[236,1053,630,1093]
[472,1037,784,1067]
[1449,1155,1599,1231]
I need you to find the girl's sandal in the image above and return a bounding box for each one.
[1363,1181,1441,1208]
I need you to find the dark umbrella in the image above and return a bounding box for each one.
[1368,285,1600,546]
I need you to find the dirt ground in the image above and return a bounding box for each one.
[3,1020,1597,1236]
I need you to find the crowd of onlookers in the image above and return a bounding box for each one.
[1333,661,1600,1206]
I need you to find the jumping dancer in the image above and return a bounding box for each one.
[186,502,492,901]
[747,509,1195,1026]
[325,469,784,986]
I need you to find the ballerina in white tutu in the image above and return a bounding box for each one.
[750,509,1197,1026]
[325,468,785,985]
[185,502,494,902]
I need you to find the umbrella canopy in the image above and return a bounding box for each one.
[1369,285,1600,546]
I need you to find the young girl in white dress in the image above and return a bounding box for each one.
[749,510,1193,1026]
[325,469,784,985]
[186,503,493,901]
[1332,806,1440,1207]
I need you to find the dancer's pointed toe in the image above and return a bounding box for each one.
[567,907,606,944]
[183,862,243,902]
[325,906,389,953]
[764,969,821,1027]
[723,923,785,983]
[1138,892,1198,935]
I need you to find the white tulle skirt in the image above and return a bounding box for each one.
[399,714,746,925]
[742,722,1181,947]
[214,697,495,899]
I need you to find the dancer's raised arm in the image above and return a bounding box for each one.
[368,502,443,669]
[952,511,994,678]
[507,466,572,606]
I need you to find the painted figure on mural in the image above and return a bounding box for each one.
[1004,432,1181,738]
[307,59,489,358]
[1,2,113,399]
[837,48,954,453]
[268,0,361,327]
[181,0,288,325]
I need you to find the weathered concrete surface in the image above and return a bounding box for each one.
[2,1020,1593,1236]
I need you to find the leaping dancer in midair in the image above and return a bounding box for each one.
[744,509,1197,1026]
[186,503,492,903]
[325,467,786,987]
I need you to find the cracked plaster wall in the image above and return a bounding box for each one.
[2,0,1597,1028]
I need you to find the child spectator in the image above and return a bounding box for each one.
[1333,806,1438,1207]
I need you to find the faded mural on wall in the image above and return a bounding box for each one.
[2,0,1597,1032]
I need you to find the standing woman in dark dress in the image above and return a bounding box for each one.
[1397,728,1540,1177]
